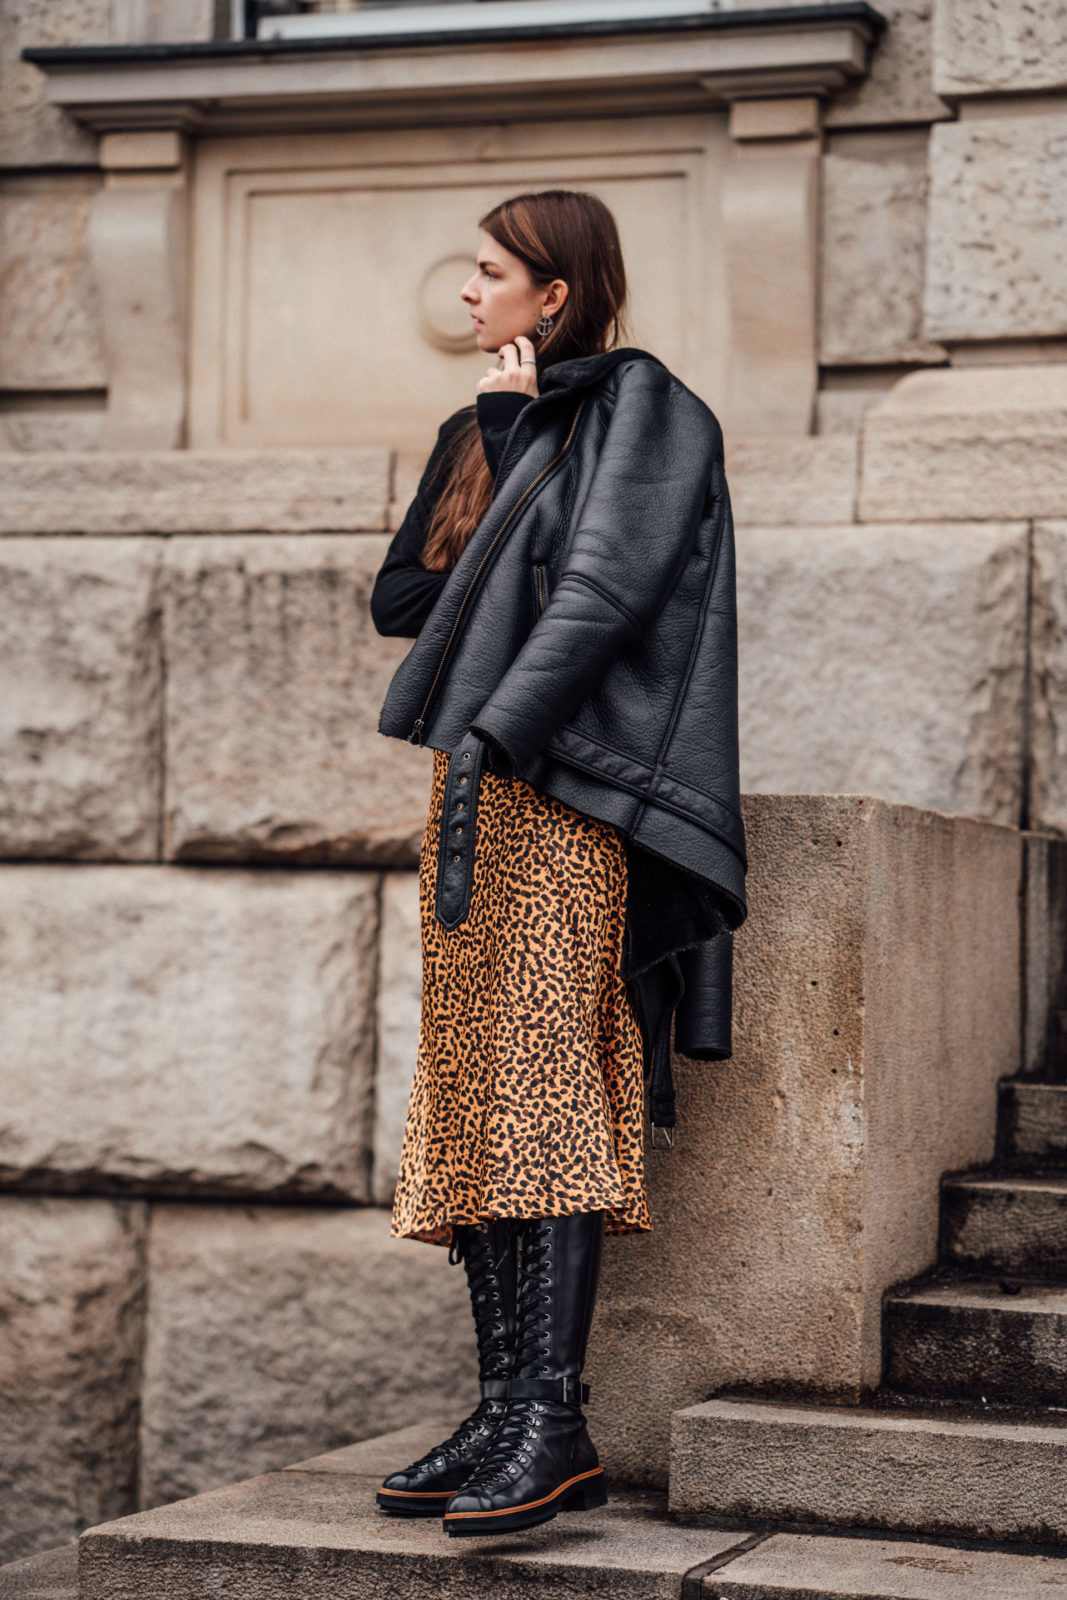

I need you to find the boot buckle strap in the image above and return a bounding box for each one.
[479,1378,509,1401]
[507,1377,589,1406]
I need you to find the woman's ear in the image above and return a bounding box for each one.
[542,278,569,317]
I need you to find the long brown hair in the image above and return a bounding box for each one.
[422,190,628,572]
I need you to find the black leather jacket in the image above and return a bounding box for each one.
[373,348,746,1128]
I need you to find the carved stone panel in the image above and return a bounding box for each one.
[189,118,731,449]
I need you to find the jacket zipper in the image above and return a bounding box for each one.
[534,563,548,615]
[408,401,584,745]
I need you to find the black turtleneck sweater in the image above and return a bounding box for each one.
[370,391,530,639]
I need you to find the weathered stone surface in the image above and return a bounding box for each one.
[372,872,421,1205]
[590,798,1021,1486]
[815,375,900,437]
[1030,524,1067,835]
[162,535,432,866]
[0,865,378,1200]
[729,0,948,127]
[0,1,107,166]
[0,449,391,535]
[824,0,951,128]
[820,132,945,367]
[925,117,1067,343]
[0,404,104,454]
[0,177,105,391]
[885,1279,1067,1407]
[941,1177,1067,1277]
[670,1397,1067,1541]
[933,0,1067,97]
[0,538,162,860]
[138,1207,476,1505]
[708,1530,1067,1598]
[999,1082,1067,1166]
[726,435,857,525]
[860,368,1067,522]
[0,1544,76,1600]
[83,1439,743,1600]
[737,521,1028,822]
[0,1197,146,1564]
[1018,832,1067,1076]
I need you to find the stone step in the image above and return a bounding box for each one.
[940,1174,1067,1275]
[884,1278,1067,1407]
[71,1421,1067,1598]
[707,1531,1067,1599]
[76,1422,753,1600]
[669,1397,1067,1543]
[998,1080,1067,1165]
[0,1545,76,1600]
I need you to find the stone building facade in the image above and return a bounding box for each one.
[2,0,1067,1566]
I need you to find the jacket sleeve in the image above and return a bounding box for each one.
[370,409,471,639]
[470,362,719,776]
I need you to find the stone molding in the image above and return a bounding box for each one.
[859,365,1067,523]
[24,8,884,133]
[0,447,391,534]
[89,131,190,451]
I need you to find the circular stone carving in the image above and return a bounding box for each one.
[418,254,479,354]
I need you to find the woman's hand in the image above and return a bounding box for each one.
[476,335,539,397]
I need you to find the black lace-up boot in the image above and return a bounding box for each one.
[443,1210,607,1537]
[377,1220,517,1516]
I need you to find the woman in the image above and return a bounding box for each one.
[370,190,746,1538]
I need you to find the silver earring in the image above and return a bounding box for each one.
[536,313,554,337]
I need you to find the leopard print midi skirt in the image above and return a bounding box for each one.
[390,748,652,1248]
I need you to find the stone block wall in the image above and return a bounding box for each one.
[3,423,1067,1558]
[0,454,476,1564]
[4,0,1067,1569]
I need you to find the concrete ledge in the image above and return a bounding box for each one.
[73,1423,1067,1598]
[590,796,1021,1488]
[0,450,391,534]
[859,367,1067,523]
[670,1397,1067,1542]
[79,1426,746,1600]
[0,1545,77,1600]
[708,1530,1067,1598]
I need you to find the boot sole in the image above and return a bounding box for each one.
[376,1489,450,1516]
[443,1468,607,1537]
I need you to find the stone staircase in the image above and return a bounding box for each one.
[22,1423,1067,1600]
[671,1077,1067,1550]
[12,1078,1067,1600]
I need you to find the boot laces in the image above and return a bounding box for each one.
[456,1400,548,1492]
[401,1398,505,1473]
[514,1221,554,1372]
[453,1223,514,1377]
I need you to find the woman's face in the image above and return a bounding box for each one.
[461,232,566,353]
